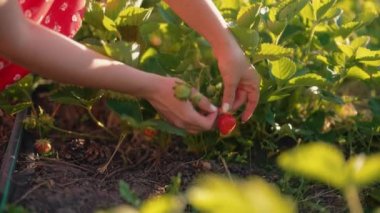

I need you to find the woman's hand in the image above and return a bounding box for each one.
[144,76,218,134]
[162,0,261,123]
[214,39,261,123]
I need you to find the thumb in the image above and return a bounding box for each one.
[221,83,237,113]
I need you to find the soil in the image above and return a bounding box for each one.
[1,93,347,213]
[0,110,15,159]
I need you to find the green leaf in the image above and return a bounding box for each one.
[141,120,186,137]
[140,48,167,75]
[335,37,354,58]
[372,71,380,84]
[351,36,370,50]
[230,26,260,52]
[102,41,140,66]
[319,90,344,105]
[333,52,346,66]
[369,98,380,115]
[319,8,343,22]
[187,175,296,213]
[270,58,297,81]
[277,142,348,188]
[140,195,184,213]
[355,47,380,66]
[0,75,33,114]
[84,2,105,29]
[107,99,143,123]
[304,111,326,132]
[277,0,309,21]
[157,2,182,25]
[316,55,329,65]
[356,47,380,61]
[105,0,127,20]
[338,21,361,38]
[116,7,153,26]
[347,66,370,80]
[214,0,240,10]
[253,43,294,62]
[103,90,136,102]
[119,180,141,207]
[102,16,118,33]
[50,86,103,108]
[267,93,291,102]
[315,0,337,21]
[288,73,327,87]
[300,3,315,21]
[347,154,380,186]
[358,1,379,24]
[236,4,261,28]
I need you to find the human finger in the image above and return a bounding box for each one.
[232,88,247,111]
[190,89,217,113]
[189,110,218,131]
[241,87,260,123]
[221,82,237,113]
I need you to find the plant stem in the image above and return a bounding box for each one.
[50,125,110,140]
[303,23,318,63]
[86,107,117,139]
[98,132,128,173]
[344,185,363,213]
[219,155,233,182]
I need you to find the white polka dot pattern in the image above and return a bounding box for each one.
[59,2,68,11]
[0,0,85,91]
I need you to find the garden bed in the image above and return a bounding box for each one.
[0,98,347,212]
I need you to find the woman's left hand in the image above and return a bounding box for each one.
[214,39,261,123]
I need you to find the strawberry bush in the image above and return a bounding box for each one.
[2,0,380,212]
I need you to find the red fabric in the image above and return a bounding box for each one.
[0,0,86,91]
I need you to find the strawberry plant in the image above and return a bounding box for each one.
[278,142,380,213]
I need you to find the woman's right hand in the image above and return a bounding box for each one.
[144,76,218,134]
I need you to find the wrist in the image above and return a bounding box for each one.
[136,73,167,100]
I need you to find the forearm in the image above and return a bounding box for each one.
[0,17,160,99]
[163,0,237,55]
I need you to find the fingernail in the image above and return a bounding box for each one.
[222,103,230,113]
[210,104,218,112]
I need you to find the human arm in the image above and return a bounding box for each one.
[163,0,261,123]
[0,0,217,133]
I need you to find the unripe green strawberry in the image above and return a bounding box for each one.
[23,116,37,130]
[206,85,216,96]
[39,114,54,127]
[34,139,52,155]
[217,113,237,136]
[173,82,192,101]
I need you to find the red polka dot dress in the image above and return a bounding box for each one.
[0,0,86,91]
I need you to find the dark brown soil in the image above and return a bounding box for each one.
[9,137,266,213]
[7,136,347,213]
[0,110,15,160]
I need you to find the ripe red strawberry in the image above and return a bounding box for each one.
[217,113,237,135]
[34,139,52,155]
[143,128,158,141]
